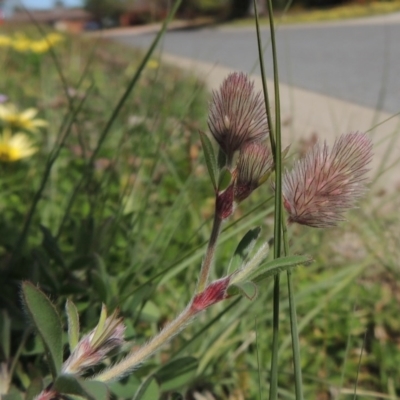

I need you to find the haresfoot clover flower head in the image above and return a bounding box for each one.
[208,72,268,163]
[235,142,273,202]
[282,132,373,228]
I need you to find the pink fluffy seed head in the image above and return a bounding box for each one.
[282,132,373,228]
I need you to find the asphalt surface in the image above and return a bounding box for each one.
[115,17,400,114]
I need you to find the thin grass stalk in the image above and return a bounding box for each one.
[253,0,276,154]
[365,110,400,135]
[353,331,367,399]
[269,272,280,400]
[282,190,303,398]
[254,0,283,397]
[338,308,355,400]
[286,270,303,400]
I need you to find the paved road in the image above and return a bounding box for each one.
[115,16,400,114]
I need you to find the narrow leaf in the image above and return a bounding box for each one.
[54,375,108,400]
[66,299,80,352]
[0,310,11,359]
[92,304,107,345]
[250,255,312,283]
[109,375,141,398]
[217,148,227,169]
[22,282,63,378]
[25,378,43,400]
[132,375,159,400]
[81,381,109,400]
[228,227,261,273]
[40,225,65,268]
[155,357,198,391]
[2,393,23,400]
[199,131,218,190]
[217,167,232,191]
[231,281,258,300]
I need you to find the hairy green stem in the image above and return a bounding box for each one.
[96,305,196,382]
[196,213,223,293]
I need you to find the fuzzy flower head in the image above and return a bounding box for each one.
[62,306,125,376]
[235,142,273,202]
[0,129,37,162]
[283,132,373,228]
[208,72,268,163]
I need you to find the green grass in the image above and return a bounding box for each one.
[1,21,400,400]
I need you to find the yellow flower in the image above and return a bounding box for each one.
[0,35,11,48]
[0,104,47,133]
[11,35,32,52]
[147,59,159,69]
[45,32,64,45]
[30,39,51,54]
[0,129,37,162]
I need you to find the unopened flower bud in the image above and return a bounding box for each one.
[62,307,125,376]
[208,72,269,163]
[282,132,373,228]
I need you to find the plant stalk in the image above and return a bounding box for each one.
[197,213,223,293]
[96,305,196,382]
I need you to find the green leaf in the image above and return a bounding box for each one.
[109,375,141,398]
[91,271,109,303]
[68,255,93,271]
[2,393,23,400]
[170,393,184,400]
[40,225,65,268]
[249,255,313,283]
[229,227,261,273]
[66,299,80,352]
[25,377,43,400]
[229,281,258,300]
[0,310,11,359]
[199,131,218,191]
[92,304,107,346]
[132,375,159,400]
[218,167,232,191]
[155,357,198,391]
[81,381,109,400]
[217,148,227,169]
[54,375,108,400]
[22,282,63,378]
